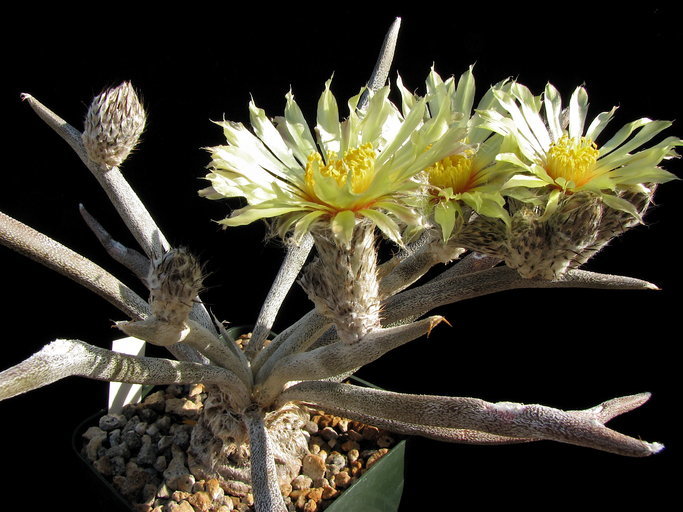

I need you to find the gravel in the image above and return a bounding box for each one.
[80,383,401,512]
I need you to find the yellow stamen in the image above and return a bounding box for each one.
[305,143,376,195]
[427,150,476,194]
[545,135,599,188]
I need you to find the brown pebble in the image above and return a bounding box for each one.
[341,440,360,452]
[366,448,389,468]
[188,383,205,397]
[321,484,339,500]
[350,460,363,476]
[307,487,323,502]
[165,501,194,512]
[302,454,326,480]
[303,499,318,512]
[346,429,363,442]
[333,471,352,489]
[205,479,224,501]
[171,491,191,502]
[280,482,293,497]
[187,491,212,512]
[361,425,380,441]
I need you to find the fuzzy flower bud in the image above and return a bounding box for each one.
[147,248,204,326]
[82,81,146,167]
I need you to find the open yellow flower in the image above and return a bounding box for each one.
[480,82,681,218]
[201,79,469,246]
[397,67,516,240]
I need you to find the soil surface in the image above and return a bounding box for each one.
[80,382,401,512]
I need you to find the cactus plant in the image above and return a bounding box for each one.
[2,11,678,511]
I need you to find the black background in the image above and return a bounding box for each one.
[2,5,679,510]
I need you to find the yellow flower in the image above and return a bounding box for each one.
[480,82,681,218]
[397,66,514,240]
[201,79,468,245]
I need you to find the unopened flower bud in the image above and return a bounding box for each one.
[82,81,146,167]
[147,248,204,326]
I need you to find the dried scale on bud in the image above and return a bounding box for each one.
[147,247,204,326]
[300,221,381,344]
[82,81,146,167]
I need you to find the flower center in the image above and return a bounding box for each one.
[427,151,475,194]
[545,135,599,188]
[305,143,376,195]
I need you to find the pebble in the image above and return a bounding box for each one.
[307,488,323,502]
[154,455,168,472]
[302,421,318,434]
[333,471,352,489]
[340,440,360,452]
[321,484,339,500]
[362,425,380,441]
[165,398,201,417]
[106,443,131,460]
[346,429,363,442]
[155,415,172,434]
[302,454,326,480]
[109,429,122,447]
[123,428,143,452]
[82,383,402,512]
[93,455,113,476]
[205,479,224,501]
[99,414,127,431]
[187,491,212,512]
[366,448,389,468]
[143,391,166,413]
[165,500,194,512]
[137,435,158,466]
[84,428,107,461]
[326,452,345,472]
[318,427,338,441]
[291,475,312,490]
[170,424,192,449]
